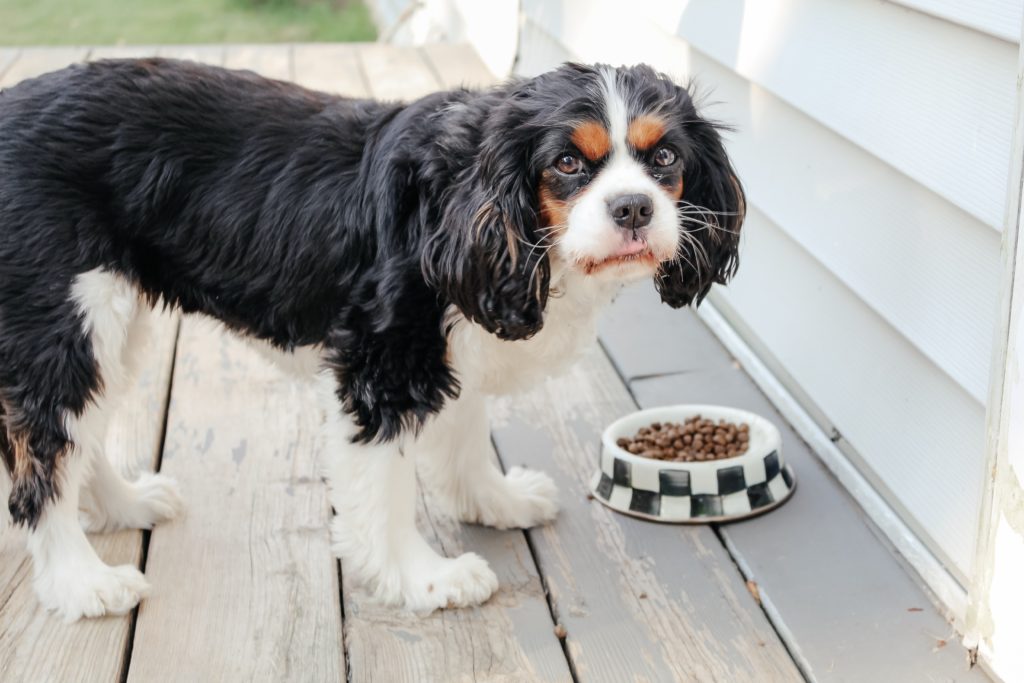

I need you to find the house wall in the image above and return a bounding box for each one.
[515,0,1019,596]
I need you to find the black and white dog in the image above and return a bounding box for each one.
[0,58,744,620]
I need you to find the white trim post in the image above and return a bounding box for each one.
[964,15,1024,681]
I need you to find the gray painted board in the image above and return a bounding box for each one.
[491,347,803,683]
[600,283,736,381]
[603,284,986,681]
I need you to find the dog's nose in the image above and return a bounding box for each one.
[608,193,653,232]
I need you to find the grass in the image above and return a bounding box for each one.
[0,0,376,45]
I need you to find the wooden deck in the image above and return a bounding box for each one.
[0,44,987,682]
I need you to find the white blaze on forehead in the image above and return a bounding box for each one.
[599,66,629,156]
[556,65,681,272]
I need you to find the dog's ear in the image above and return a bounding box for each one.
[424,98,550,341]
[656,114,745,308]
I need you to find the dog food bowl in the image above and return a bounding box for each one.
[590,405,795,523]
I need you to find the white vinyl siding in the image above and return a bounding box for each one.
[517,0,1018,582]
[891,0,1022,42]
[674,0,1018,231]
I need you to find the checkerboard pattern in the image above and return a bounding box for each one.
[592,449,794,520]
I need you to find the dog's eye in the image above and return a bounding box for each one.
[555,154,583,175]
[653,147,677,167]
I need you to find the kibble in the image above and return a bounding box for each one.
[616,415,750,462]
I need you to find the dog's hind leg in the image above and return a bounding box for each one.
[7,399,151,623]
[5,269,154,620]
[23,430,151,622]
[317,374,499,612]
[77,302,184,533]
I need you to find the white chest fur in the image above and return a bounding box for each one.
[448,273,620,396]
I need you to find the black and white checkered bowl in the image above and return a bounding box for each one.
[590,405,795,523]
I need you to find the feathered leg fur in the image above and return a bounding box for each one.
[318,373,500,611]
[417,388,559,530]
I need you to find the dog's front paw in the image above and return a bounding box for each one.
[399,552,499,613]
[35,563,150,622]
[467,467,559,530]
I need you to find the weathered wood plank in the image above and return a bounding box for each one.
[107,311,181,478]
[603,286,986,681]
[0,49,20,82]
[491,346,804,683]
[87,46,159,61]
[292,43,368,96]
[126,320,343,683]
[421,43,497,90]
[0,533,138,683]
[358,43,438,100]
[126,42,335,683]
[340,42,572,683]
[155,45,226,65]
[0,47,89,85]
[0,308,179,683]
[224,44,292,80]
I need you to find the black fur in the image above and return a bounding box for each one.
[424,67,598,340]
[0,59,741,526]
[654,109,745,308]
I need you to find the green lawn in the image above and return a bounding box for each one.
[0,0,376,45]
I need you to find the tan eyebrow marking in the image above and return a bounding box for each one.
[570,120,612,162]
[627,115,667,151]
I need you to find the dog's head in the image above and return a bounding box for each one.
[425,63,745,341]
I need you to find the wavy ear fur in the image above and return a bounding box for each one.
[423,90,550,341]
[656,114,746,308]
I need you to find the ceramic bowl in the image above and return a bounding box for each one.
[590,404,795,523]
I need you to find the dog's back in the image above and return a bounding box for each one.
[0,59,397,344]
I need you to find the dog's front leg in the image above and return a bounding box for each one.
[417,388,559,530]
[316,375,498,612]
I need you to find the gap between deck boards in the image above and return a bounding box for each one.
[119,317,182,683]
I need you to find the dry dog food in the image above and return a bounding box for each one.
[616,415,750,462]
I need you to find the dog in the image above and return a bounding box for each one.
[0,58,744,621]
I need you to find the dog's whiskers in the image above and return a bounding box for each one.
[525,240,559,286]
